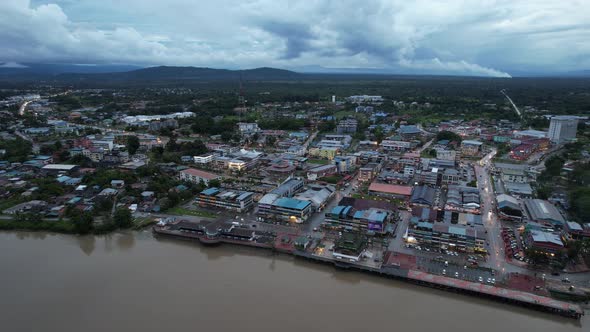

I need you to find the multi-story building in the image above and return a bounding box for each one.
[236,122,261,136]
[333,155,356,173]
[179,168,221,185]
[195,187,254,212]
[358,163,381,182]
[436,149,457,162]
[194,154,214,165]
[381,140,411,152]
[307,164,337,181]
[336,118,358,134]
[406,219,487,253]
[460,140,483,156]
[257,195,312,223]
[548,116,579,144]
[325,206,393,234]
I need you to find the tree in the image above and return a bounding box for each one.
[126,135,140,155]
[113,208,133,228]
[71,210,94,234]
[436,130,462,144]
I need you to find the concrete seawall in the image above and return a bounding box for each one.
[153,226,584,319]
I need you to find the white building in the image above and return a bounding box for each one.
[548,116,579,144]
[194,154,214,164]
[237,122,260,136]
[381,140,411,152]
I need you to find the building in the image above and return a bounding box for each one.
[358,163,381,182]
[237,122,260,136]
[460,140,483,156]
[333,155,356,173]
[399,125,421,139]
[270,178,304,198]
[563,221,590,241]
[548,116,579,144]
[326,205,393,234]
[406,219,486,253]
[496,194,523,222]
[524,229,565,256]
[336,118,358,134]
[445,185,480,212]
[307,164,337,181]
[41,164,78,174]
[332,232,367,262]
[368,183,413,200]
[194,154,214,165]
[293,185,335,211]
[308,147,338,160]
[381,140,411,152]
[179,168,221,185]
[523,199,565,227]
[195,187,254,212]
[410,185,436,207]
[436,149,457,162]
[257,195,312,223]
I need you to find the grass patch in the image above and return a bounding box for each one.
[0,198,25,212]
[167,206,217,218]
[133,217,156,229]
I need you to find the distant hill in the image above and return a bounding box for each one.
[0,64,301,85]
[55,66,301,83]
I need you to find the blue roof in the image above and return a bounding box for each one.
[274,197,311,210]
[400,125,421,134]
[201,187,220,196]
[330,206,344,215]
[56,175,72,183]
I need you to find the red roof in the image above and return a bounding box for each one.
[181,168,219,180]
[368,183,413,196]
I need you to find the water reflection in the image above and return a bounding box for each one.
[0,230,585,332]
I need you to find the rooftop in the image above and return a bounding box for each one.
[368,183,413,196]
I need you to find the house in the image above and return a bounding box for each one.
[179,168,221,186]
[111,180,125,189]
[460,140,483,156]
[410,185,435,206]
[307,164,337,181]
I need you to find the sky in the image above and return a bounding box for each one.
[1,0,589,77]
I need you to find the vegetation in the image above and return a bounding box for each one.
[0,138,32,162]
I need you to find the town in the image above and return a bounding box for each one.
[0,84,589,318]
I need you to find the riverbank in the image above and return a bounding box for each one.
[153,221,585,319]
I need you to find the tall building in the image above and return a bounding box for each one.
[548,116,578,144]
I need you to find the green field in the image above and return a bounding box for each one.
[167,206,218,218]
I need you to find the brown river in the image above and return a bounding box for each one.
[0,231,586,332]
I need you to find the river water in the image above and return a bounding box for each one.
[0,231,586,332]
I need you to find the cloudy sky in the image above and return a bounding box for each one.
[1,0,589,77]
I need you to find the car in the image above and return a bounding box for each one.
[487,278,492,283]
[442,269,446,275]
[454,272,459,278]
[444,261,449,266]
[313,227,319,232]
[491,278,496,284]
[478,276,484,282]
[562,278,571,283]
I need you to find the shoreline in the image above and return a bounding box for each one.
[153,224,585,320]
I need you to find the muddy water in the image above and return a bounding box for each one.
[0,231,586,332]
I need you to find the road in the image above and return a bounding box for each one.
[500,89,522,119]
[415,137,435,154]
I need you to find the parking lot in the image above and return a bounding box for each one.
[417,256,497,284]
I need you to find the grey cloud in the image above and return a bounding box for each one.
[1,0,589,76]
